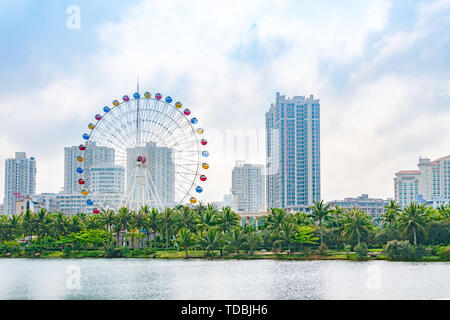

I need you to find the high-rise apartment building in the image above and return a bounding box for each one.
[231,162,265,213]
[64,142,115,194]
[395,155,450,207]
[126,142,175,208]
[266,93,321,210]
[3,152,36,215]
[394,171,420,207]
[89,165,125,194]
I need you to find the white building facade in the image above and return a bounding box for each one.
[3,152,36,215]
[89,165,125,194]
[64,142,115,194]
[395,155,450,207]
[266,93,321,210]
[231,162,265,213]
[328,194,391,219]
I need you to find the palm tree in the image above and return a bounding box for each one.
[341,209,373,245]
[309,200,331,245]
[196,205,217,231]
[35,208,48,239]
[273,220,297,253]
[176,227,194,258]
[216,207,239,234]
[53,212,66,239]
[22,208,34,242]
[146,208,159,248]
[245,230,262,255]
[118,207,131,247]
[226,227,247,254]
[398,202,428,246]
[0,215,12,242]
[266,208,290,232]
[135,207,148,249]
[382,200,400,227]
[293,211,311,226]
[178,206,197,232]
[69,215,82,234]
[202,228,223,255]
[193,201,207,216]
[160,208,174,250]
[99,209,115,233]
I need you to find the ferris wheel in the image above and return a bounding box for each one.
[75,89,209,214]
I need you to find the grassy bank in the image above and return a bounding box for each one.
[0,248,447,262]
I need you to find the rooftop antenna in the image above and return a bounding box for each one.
[137,74,140,93]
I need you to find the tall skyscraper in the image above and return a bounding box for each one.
[3,152,36,215]
[231,162,265,213]
[266,93,321,210]
[395,155,450,207]
[64,142,115,194]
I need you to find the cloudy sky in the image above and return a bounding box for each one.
[0,0,449,203]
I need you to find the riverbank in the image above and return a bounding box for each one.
[1,249,448,262]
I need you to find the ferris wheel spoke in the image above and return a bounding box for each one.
[82,94,204,211]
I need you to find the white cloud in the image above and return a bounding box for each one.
[0,0,449,205]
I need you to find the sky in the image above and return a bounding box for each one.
[0,0,449,203]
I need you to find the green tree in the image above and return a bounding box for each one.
[201,228,223,255]
[176,227,194,258]
[398,202,428,246]
[160,208,175,250]
[273,220,297,253]
[226,227,247,254]
[266,208,289,232]
[382,200,400,227]
[216,207,239,234]
[292,226,319,252]
[118,207,131,247]
[341,209,373,245]
[309,200,331,245]
[135,206,148,248]
[245,230,262,255]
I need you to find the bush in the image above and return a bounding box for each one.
[413,246,433,259]
[63,245,73,256]
[354,242,368,260]
[129,248,155,256]
[316,243,329,255]
[104,246,131,258]
[384,240,415,260]
[439,246,450,260]
[303,247,312,256]
[24,244,43,256]
[343,244,352,258]
[0,241,21,255]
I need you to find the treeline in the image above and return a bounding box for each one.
[0,201,449,260]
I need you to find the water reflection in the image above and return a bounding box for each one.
[0,259,448,300]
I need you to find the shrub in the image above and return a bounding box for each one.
[24,244,43,256]
[384,240,415,260]
[303,247,312,256]
[129,248,155,256]
[413,246,434,259]
[0,241,21,255]
[354,242,368,260]
[343,244,352,258]
[63,245,73,256]
[440,246,450,260]
[316,243,329,255]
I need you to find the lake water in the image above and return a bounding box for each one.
[0,259,448,300]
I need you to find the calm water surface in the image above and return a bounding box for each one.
[0,259,448,300]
